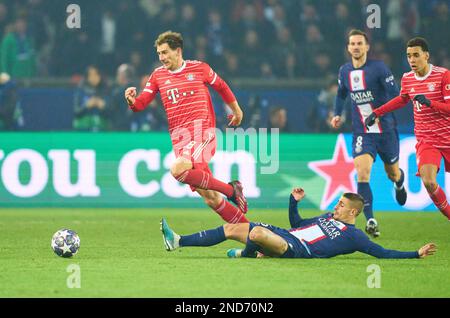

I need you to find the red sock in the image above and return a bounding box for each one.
[214,199,249,223]
[175,169,234,198]
[428,185,450,220]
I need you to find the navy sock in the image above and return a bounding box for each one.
[395,169,405,188]
[358,182,374,220]
[179,226,226,247]
[241,237,259,258]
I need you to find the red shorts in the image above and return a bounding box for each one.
[173,131,216,191]
[415,141,450,175]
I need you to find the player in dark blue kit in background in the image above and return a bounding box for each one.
[329,29,407,238]
[160,187,436,259]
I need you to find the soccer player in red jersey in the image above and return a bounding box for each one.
[124,31,248,223]
[366,37,450,220]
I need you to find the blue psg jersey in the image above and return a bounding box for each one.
[334,59,399,134]
[288,196,418,259]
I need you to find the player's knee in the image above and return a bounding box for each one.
[249,227,264,242]
[356,168,371,182]
[170,159,191,178]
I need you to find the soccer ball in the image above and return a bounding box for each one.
[51,229,80,258]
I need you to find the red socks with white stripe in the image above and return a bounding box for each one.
[214,199,249,223]
[428,185,450,220]
[175,169,234,198]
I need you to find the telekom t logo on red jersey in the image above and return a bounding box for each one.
[167,88,195,104]
[413,99,423,112]
[167,88,180,104]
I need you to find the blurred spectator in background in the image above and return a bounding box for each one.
[53,30,95,76]
[206,9,228,68]
[1,18,36,78]
[245,94,267,130]
[98,9,117,76]
[307,76,341,133]
[0,3,10,38]
[177,3,202,55]
[0,72,19,130]
[223,52,240,78]
[108,64,136,131]
[268,105,291,133]
[300,24,331,78]
[129,51,147,78]
[424,1,450,53]
[269,26,299,78]
[239,30,264,77]
[73,65,110,132]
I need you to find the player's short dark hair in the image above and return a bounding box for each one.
[343,193,364,216]
[347,29,369,44]
[155,31,183,50]
[407,37,429,52]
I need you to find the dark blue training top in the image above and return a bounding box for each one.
[288,195,419,259]
[334,59,399,134]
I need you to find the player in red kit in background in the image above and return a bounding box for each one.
[125,31,248,224]
[365,37,450,221]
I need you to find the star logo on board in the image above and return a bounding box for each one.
[308,134,357,210]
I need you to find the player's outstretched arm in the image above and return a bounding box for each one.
[358,234,431,259]
[289,188,305,228]
[418,243,437,259]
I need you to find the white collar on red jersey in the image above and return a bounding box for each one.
[168,60,186,74]
[414,64,433,81]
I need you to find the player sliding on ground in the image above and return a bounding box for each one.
[365,37,450,221]
[125,31,248,224]
[161,188,436,259]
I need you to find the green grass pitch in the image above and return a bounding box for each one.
[0,208,449,298]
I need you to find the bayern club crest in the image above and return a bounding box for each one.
[428,83,435,91]
[186,73,195,81]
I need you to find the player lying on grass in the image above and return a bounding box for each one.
[161,188,436,259]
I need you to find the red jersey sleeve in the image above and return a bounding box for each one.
[130,72,159,112]
[202,62,236,104]
[443,70,450,101]
[429,70,450,114]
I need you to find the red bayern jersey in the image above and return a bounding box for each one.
[130,60,236,143]
[400,65,450,148]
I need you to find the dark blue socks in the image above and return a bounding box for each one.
[241,236,259,258]
[179,226,226,247]
[358,182,374,220]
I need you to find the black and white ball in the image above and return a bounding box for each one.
[51,229,80,258]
